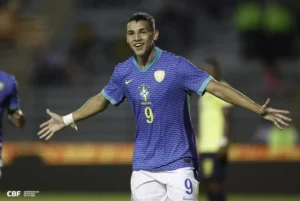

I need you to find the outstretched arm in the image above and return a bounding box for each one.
[73,92,110,122]
[38,92,110,140]
[205,79,292,130]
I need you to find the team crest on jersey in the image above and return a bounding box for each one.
[138,84,151,105]
[154,70,165,83]
[0,82,5,91]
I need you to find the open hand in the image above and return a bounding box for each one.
[38,109,65,140]
[259,98,292,130]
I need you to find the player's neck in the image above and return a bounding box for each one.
[135,45,156,69]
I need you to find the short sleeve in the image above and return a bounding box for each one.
[177,57,212,96]
[7,76,20,111]
[101,64,125,106]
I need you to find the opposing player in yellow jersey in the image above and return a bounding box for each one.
[197,59,232,201]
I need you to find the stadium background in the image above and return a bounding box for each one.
[0,0,300,200]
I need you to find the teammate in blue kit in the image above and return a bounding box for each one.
[0,71,25,178]
[38,12,291,201]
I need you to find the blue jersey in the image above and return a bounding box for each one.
[0,71,20,167]
[102,48,212,171]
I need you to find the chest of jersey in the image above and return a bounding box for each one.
[123,68,177,106]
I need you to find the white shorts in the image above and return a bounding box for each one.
[131,167,199,201]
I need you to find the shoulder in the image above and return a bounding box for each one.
[160,50,182,64]
[114,57,134,72]
[110,57,134,82]
[157,50,189,72]
[0,71,17,92]
[161,51,196,69]
[0,71,16,84]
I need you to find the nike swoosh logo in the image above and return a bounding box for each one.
[125,79,134,85]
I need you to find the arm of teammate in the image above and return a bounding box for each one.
[38,92,110,140]
[6,75,25,128]
[205,79,292,130]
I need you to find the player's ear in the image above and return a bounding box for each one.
[153,30,159,41]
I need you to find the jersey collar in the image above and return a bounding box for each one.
[133,47,163,72]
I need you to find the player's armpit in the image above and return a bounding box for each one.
[8,109,25,128]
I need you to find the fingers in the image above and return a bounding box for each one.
[274,120,283,130]
[39,120,49,128]
[47,109,52,116]
[269,108,290,115]
[275,114,292,122]
[39,129,52,139]
[262,98,271,109]
[40,109,53,128]
[37,126,55,140]
[45,132,55,141]
[265,98,270,106]
[275,117,289,127]
[37,126,49,136]
[259,98,271,115]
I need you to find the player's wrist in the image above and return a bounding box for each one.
[62,113,78,131]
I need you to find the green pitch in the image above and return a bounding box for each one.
[0,193,299,201]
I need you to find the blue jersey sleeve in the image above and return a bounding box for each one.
[101,64,125,106]
[7,76,20,111]
[177,57,212,96]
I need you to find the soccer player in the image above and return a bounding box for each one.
[37,12,291,201]
[0,71,25,178]
[197,59,232,201]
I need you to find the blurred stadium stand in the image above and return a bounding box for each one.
[0,0,300,195]
[2,0,299,143]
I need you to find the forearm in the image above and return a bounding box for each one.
[209,83,261,114]
[72,93,109,122]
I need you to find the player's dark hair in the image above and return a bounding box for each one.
[128,12,155,30]
[205,58,219,69]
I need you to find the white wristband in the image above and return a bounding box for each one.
[220,136,228,147]
[63,113,78,131]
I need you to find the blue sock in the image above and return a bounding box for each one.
[207,192,226,201]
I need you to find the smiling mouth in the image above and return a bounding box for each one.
[134,43,144,50]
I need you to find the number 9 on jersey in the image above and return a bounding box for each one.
[144,107,154,124]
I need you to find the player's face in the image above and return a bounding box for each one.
[126,20,158,57]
